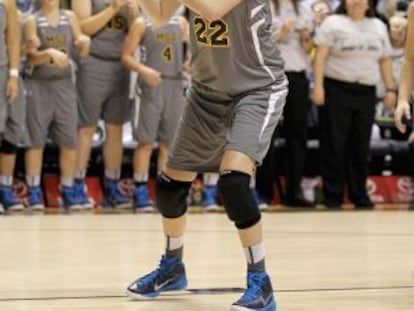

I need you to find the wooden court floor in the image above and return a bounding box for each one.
[0,210,413,310]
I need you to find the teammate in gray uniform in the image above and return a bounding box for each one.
[0,0,21,213]
[122,14,188,211]
[127,1,288,311]
[72,0,139,209]
[23,0,90,211]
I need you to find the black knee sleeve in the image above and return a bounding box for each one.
[0,140,18,154]
[155,173,192,219]
[217,171,261,229]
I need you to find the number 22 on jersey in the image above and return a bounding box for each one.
[193,16,230,47]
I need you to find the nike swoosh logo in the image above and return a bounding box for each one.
[154,278,174,291]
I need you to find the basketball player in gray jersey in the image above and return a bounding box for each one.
[122,14,188,211]
[72,0,139,209]
[24,0,90,211]
[127,1,287,310]
[0,0,21,213]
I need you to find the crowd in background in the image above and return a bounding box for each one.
[0,0,412,213]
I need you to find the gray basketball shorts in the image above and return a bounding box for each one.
[0,68,26,145]
[77,56,130,126]
[133,79,185,144]
[167,79,288,173]
[25,78,78,148]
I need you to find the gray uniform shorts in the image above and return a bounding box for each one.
[133,79,184,144]
[167,80,288,172]
[77,56,130,126]
[0,68,26,145]
[25,78,78,148]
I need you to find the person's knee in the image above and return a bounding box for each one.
[217,171,261,229]
[156,173,192,218]
[0,140,18,154]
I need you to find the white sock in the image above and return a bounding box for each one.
[26,176,40,187]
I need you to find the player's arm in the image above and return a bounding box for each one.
[66,10,90,58]
[395,3,414,132]
[136,0,181,26]
[5,0,19,76]
[178,0,242,20]
[311,45,330,106]
[379,56,397,111]
[72,0,124,36]
[121,17,161,86]
[177,15,190,68]
[4,0,19,102]
[24,16,69,68]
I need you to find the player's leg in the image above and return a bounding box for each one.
[101,68,131,209]
[202,172,219,210]
[127,86,225,299]
[0,75,25,212]
[25,148,44,211]
[133,142,154,211]
[54,79,83,211]
[221,83,288,311]
[126,167,195,298]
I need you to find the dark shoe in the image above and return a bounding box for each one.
[352,197,374,209]
[231,271,276,311]
[323,198,343,209]
[126,256,187,298]
[284,196,314,208]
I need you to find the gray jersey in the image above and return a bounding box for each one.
[89,0,129,60]
[0,0,8,67]
[31,10,73,80]
[189,0,284,96]
[140,18,183,79]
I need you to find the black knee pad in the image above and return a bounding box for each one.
[217,171,261,229]
[155,173,192,219]
[0,140,18,154]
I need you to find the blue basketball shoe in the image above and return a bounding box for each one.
[133,184,154,212]
[231,271,276,311]
[126,255,188,299]
[103,179,131,209]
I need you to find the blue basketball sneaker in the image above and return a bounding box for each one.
[202,186,219,211]
[133,184,154,212]
[61,186,83,210]
[126,255,188,299]
[74,179,94,209]
[231,271,276,311]
[28,186,45,211]
[103,179,131,209]
[0,185,24,211]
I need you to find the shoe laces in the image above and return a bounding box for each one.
[139,256,174,286]
[239,272,264,302]
[75,181,87,199]
[30,187,41,203]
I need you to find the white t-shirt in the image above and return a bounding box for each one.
[314,14,392,85]
[271,2,312,72]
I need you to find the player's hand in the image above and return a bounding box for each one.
[112,0,128,11]
[47,49,69,68]
[6,77,18,103]
[26,35,41,51]
[394,100,411,133]
[282,17,296,34]
[126,0,137,15]
[383,91,397,112]
[311,85,325,106]
[74,34,90,57]
[141,67,162,87]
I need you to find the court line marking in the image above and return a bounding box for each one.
[1,285,413,302]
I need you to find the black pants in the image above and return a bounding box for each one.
[283,71,310,199]
[319,78,376,204]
